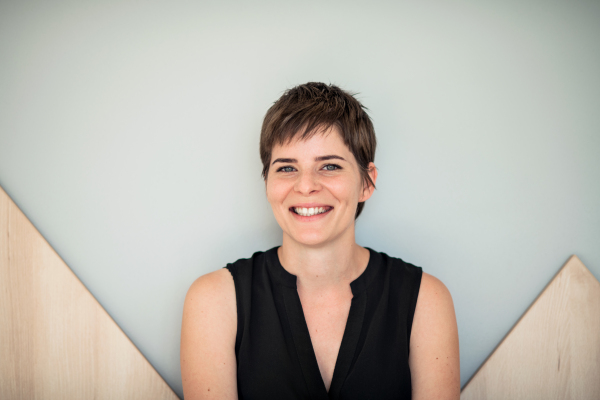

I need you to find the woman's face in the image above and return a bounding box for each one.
[266,127,376,247]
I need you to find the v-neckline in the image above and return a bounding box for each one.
[270,248,374,400]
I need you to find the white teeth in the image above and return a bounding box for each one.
[293,207,330,217]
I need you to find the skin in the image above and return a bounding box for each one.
[181,127,460,399]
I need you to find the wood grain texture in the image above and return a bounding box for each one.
[0,186,179,400]
[461,255,600,400]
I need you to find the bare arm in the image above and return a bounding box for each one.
[409,272,460,399]
[181,268,238,400]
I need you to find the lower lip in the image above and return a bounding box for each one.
[290,208,333,222]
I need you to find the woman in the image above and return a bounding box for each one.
[181,83,460,399]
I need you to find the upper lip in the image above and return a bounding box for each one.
[289,203,333,209]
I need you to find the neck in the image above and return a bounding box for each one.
[278,230,369,293]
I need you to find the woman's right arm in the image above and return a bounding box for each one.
[181,269,238,399]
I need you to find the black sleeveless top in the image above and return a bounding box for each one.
[225,247,422,400]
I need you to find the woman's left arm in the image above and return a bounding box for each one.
[409,272,460,400]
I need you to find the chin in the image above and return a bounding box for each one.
[296,238,328,247]
[288,230,333,247]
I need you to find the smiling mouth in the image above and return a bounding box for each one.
[290,206,333,217]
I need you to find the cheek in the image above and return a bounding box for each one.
[327,177,362,202]
[266,179,289,206]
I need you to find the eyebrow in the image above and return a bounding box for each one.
[316,155,346,162]
[271,155,346,165]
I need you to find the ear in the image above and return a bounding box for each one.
[359,162,378,202]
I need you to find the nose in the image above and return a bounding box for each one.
[294,170,321,195]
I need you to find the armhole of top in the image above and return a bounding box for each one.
[406,266,423,355]
[224,264,242,355]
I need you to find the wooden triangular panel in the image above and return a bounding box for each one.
[0,186,179,400]
[461,256,600,399]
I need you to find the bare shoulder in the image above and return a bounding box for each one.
[181,268,237,399]
[415,272,455,316]
[182,267,237,342]
[409,272,460,399]
[185,268,236,308]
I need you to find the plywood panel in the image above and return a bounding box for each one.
[0,186,179,400]
[461,256,600,400]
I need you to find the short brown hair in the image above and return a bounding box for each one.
[260,82,377,219]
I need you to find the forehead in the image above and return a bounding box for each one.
[271,127,352,158]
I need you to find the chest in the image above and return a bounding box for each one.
[233,255,420,399]
[299,291,353,391]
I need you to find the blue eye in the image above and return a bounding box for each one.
[323,164,341,171]
[277,166,295,173]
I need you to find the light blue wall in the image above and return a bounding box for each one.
[1,0,599,397]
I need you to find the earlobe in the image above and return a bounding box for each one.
[359,184,374,202]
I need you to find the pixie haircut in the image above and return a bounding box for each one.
[260,82,377,219]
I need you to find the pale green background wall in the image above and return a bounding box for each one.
[1,0,599,397]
